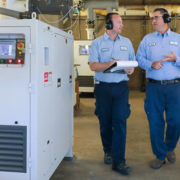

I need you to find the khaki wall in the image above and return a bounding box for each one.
[65,16,180,91]
[121,19,144,90]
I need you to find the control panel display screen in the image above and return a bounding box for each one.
[0,40,16,59]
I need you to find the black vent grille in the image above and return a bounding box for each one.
[0,125,27,173]
[77,76,94,87]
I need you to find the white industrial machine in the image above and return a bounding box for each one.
[0,1,74,180]
[0,19,74,180]
[74,40,94,93]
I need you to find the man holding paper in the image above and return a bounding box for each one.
[136,8,180,169]
[88,12,136,175]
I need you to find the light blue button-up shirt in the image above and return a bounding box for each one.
[88,32,135,83]
[136,28,180,80]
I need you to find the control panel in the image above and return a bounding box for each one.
[0,39,25,65]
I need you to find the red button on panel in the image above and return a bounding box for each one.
[17,59,22,63]
[9,59,12,63]
[17,43,22,48]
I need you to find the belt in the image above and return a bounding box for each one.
[147,78,180,85]
[95,81,125,84]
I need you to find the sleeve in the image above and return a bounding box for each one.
[174,42,180,66]
[174,56,180,66]
[136,38,153,71]
[88,40,99,63]
[128,41,136,61]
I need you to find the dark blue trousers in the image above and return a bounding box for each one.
[145,82,180,160]
[94,81,131,164]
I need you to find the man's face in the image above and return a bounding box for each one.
[111,14,123,34]
[152,11,166,32]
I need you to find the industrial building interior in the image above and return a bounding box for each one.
[0,0,180,180]
[55,0,180,179]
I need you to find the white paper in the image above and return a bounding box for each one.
[110,61,138,72]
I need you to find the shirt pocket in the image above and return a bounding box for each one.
[169,44,180,56]
[100,49,111,62]
[147,45,161,61]
[117,49,129,60]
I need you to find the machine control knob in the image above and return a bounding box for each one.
[17,43,25,50]
[17,43,22,47]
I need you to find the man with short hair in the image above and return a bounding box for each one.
[88,12,135,174]
[136,8,180,169]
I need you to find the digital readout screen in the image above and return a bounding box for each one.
[0,40,16,59]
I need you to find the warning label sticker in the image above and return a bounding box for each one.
[2,0,6,6]
[44,72,48,82]
[48,72,52,82]
[44,72,52,83]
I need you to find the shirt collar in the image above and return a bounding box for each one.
[155,28,171,37]
[103,32,121,41]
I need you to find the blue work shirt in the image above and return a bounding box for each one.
[136,28,180,80]
[88,32,135,83]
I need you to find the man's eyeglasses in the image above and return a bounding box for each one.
[151,16,163,21]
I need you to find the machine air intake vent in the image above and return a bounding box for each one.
[0,125,27,173]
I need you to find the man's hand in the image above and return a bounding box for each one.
[164,50,177,62]
[151,60,164,70]
[124,68,134,75]
[89,59,122,72]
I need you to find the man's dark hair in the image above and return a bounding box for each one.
[153,8,171,23]
[153,8,168,15]
[105,12,119,23]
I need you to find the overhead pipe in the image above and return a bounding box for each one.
[0,7,32,19]
[0,7,20,18]
[115,5,180,17]
[82,0,118,11]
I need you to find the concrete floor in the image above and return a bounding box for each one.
[50,91,180,180]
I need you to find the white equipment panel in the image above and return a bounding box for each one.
[0,19,73,180]
[74,40,94,93]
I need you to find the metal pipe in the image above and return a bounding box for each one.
[79,11,81,39]
[84,0,118,10]
[0,7,20,19]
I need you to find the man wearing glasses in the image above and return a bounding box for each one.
[88,12,135,174]
[136,8,180,169]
